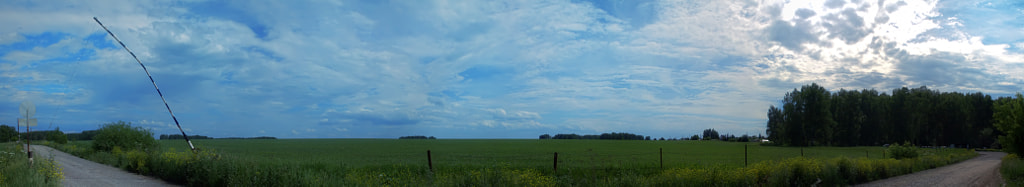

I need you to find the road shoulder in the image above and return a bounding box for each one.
[31,145,179,187]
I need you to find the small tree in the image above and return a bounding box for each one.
[47,127,68,144]
[92,121,157,152]
[690,134,700,140]
[539,134,551,139]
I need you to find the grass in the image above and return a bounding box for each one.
[0,142,62,187]
[1002,154,1024,186]
[49,139,977,186]
[158,139,888,169]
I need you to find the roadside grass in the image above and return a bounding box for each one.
[48,139,977,186]
[161,139,892,169]
[0,142,62,187]
[1002,154,1024,186]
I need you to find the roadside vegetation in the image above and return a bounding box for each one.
[0,143,63,186]
[995,93,1024,186]
[48,131,976,186]
[1002,154,1024,186]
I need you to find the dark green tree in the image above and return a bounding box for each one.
[778,83,835,146]
[702,129,719,140]
[766,105,785,143]
[994,93,1024,155]
[831,89,864,146]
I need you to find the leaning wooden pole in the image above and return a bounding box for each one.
[94,17,195,152]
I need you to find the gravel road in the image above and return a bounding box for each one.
[30,145,179,187]
[855,151,1006,187]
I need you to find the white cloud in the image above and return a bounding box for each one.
[1,0,1022,139]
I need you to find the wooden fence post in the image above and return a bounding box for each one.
[744,144,748,167]
[553,152,558,172]
[801,148,804,157]
[660,148,663,170]
[427,150,433,172]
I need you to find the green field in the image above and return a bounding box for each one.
[48,139,975,186]
[159,139,887,169]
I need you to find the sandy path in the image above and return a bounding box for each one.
[30,145,179,187]
[855,151,1006,187]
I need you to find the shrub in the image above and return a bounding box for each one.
[92,121,158,152]
[887,142,919,159]
[46,127,68,144]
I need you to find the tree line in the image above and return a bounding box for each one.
[159,134,213,140]
[540,132,649,140]
[67,130,99,141]
[0,125,68,144]
[398,135,436,139]
[766,83,1002,147]
[538,130,764,142]
[218,136,277,139]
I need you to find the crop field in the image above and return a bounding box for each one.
[159,139,887,169]
[47,139,977,186]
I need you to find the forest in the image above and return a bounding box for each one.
[765,83,1007,148]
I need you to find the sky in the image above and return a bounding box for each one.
[1,0,1022,139]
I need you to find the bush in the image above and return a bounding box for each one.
[46,127,68,144]
[92,121,158,152]
[887,142,919,159]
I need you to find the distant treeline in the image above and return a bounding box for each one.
[539,132,648,140]
[766,83,1001,147]
[160,134,276,140]
[0,125,68,143]
[20,130,63,141]
[399,136,436,139]
[539,130,764,142]
[219,136,277,139]
[159,134,213,140]
[67,130,98,141]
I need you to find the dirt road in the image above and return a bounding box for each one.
[855,151,1006,187]
[30,145,179,187]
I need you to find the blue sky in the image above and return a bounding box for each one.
[1,0,1022,139]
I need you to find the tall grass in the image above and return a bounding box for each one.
[1002,154,1024,186]
[48,140,977,186]
[0,143,62,187]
